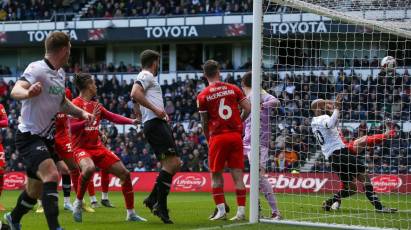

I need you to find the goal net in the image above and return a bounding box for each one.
[250,0,411,229]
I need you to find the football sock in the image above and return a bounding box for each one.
[62,174,71,199]
[11,190,37,223]
[87,178,96,197]
[156,170,172,209]
[122,174,134,209]
[235,189,246,207]
[101,170,110,193]
[42,182,60,229]
[212,187,225,206]
[77,174,90,200]
[364,183,383,210]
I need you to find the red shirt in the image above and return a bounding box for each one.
[197,82,246,137]
[71,97,133,149]
[0,104,8,128]
[55,113,71,146]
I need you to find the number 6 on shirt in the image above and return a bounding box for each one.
[218,98,232,120]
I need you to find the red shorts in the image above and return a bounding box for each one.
[55,139,74,160]
[345,141,356,154]
[74,145,120,170]
[208,132,244,173]
[0,144,5,167]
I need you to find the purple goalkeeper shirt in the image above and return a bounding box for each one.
[243,90,279,148]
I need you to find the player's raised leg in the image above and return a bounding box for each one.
[351,120,396,154]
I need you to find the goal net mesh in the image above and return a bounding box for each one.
[257,0,411,229]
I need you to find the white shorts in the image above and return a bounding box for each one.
[243,145,269,169]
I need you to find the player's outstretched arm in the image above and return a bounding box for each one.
[0,118,7,128]
[130,83,167,120]
[324,94,342,129]
[101,106,135,125]
[70,119,87,133]
[240,98,251,121]
[11,80,42,100]
[61,97,94,122]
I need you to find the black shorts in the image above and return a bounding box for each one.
[329,148,366,184]
[15,130,60,180]
[143,118,178,161]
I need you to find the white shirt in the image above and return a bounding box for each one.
[311,113,346,159]
[18,59,66,139]
[135,70,164,123]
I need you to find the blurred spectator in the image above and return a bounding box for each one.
[134,161,146,172]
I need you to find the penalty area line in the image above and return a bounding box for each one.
[192,222,252,230]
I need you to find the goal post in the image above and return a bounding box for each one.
[250,0,263,224]
[250,0,410,229]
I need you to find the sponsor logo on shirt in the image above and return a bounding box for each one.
[48,86,65,96]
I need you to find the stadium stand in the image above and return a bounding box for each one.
[0,0,88,21]
[83,0,253,18]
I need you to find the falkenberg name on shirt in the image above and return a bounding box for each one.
[206,86,235,101]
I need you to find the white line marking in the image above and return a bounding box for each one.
[397,210,411,213]
[192,223,251,230]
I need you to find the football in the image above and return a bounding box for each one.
[331,201,341,210]
[381,56,397,72]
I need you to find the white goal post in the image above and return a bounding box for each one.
[250,0,411,229]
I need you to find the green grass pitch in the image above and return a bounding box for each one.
[0,191,408,230]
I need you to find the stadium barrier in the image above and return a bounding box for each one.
[2,172,407,194]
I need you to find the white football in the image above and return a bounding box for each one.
[331,201,340,210]
[381,56,397,72]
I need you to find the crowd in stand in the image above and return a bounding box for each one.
[83,0,253,18]
[0,0,87,21]
[1,0,410,21]
[0,67,410,173]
